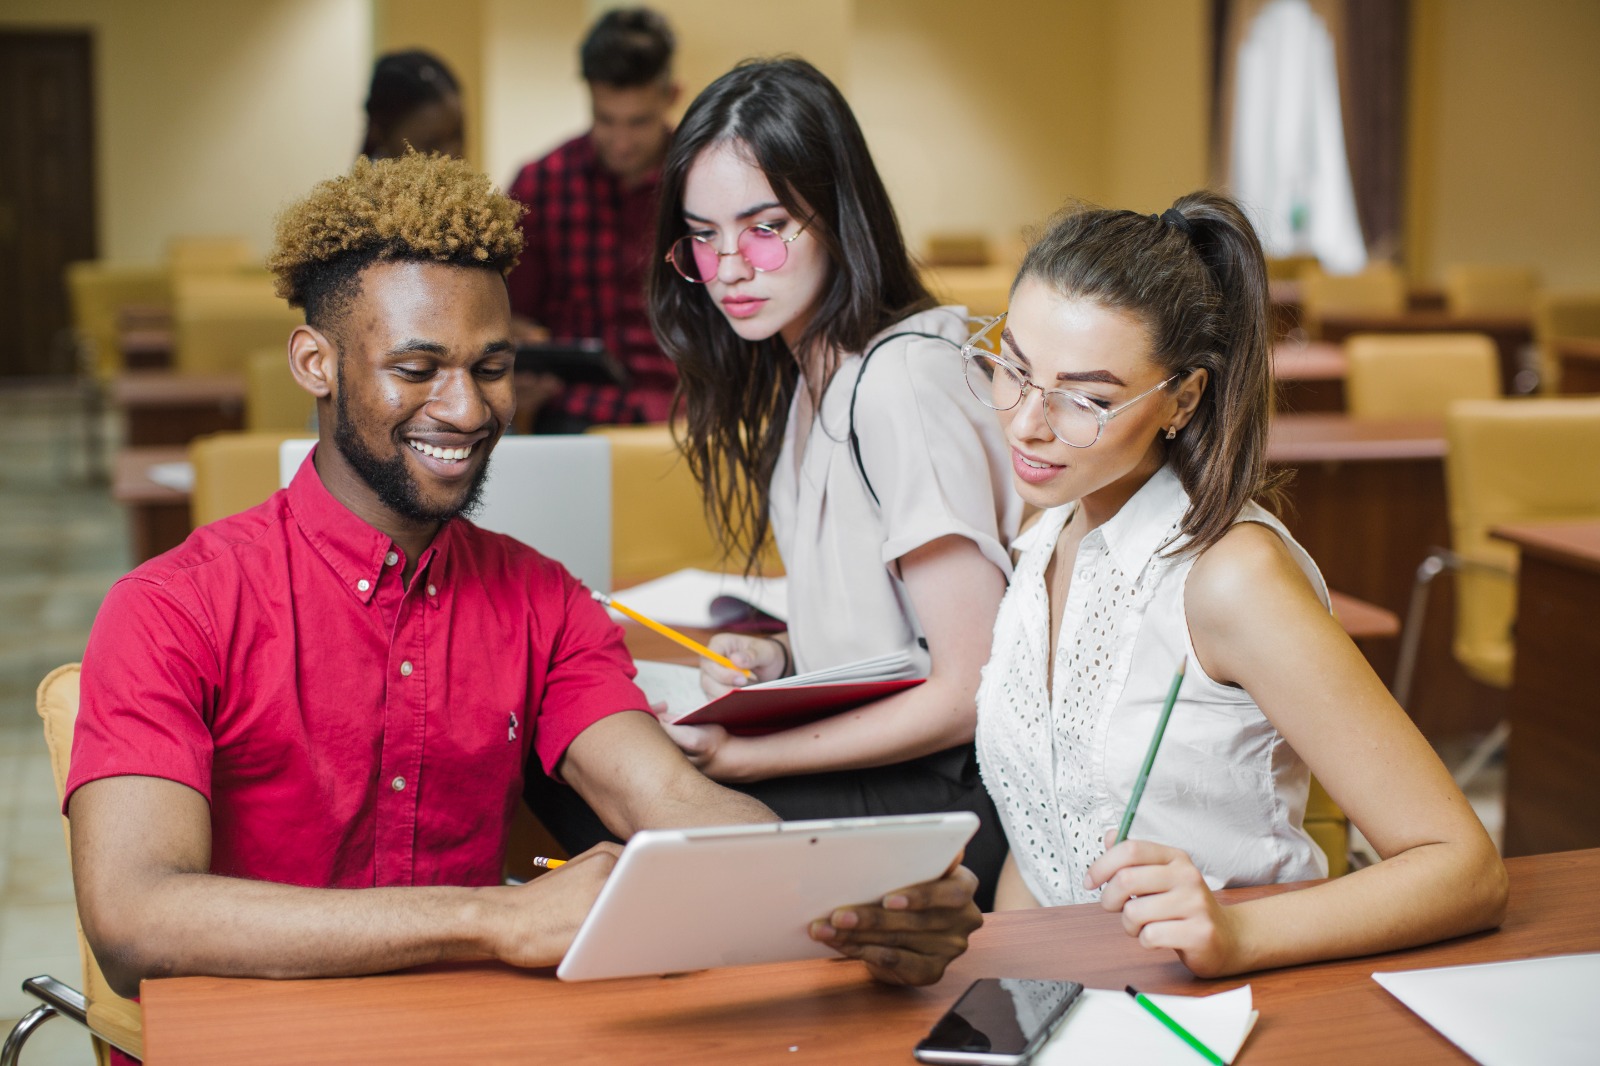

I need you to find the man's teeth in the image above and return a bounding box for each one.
[408,440,473,461]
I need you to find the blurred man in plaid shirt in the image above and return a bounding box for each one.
[506,8,680,432]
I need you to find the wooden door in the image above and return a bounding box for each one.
[0,30,97,377]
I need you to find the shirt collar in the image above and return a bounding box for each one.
[1089,464,1190,575]
[285,446,446,605]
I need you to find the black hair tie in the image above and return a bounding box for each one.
[1155,208,1195,240]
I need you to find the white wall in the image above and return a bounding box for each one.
[3,0,370,263]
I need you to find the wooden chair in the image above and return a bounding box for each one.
[166,235,256,275]
[0,665,143,1066]
[245,348,314,432]
[64,262,171,380]
[189,430,313,526]
[1300,263,1406,337]
[172,273,303,375]
[1304,778,1349,877]
[1395,398,1600,783]
[1344,333,1500,419]
[1443,264,1538,316]
[1534,290,1600,393]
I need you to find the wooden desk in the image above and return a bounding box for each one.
[1273,341,1346,413]
[1554,337,1600,395]
[1491,521,1600,856]
[113,370,245,446]
[112,446,191,563]
[1314,312,1532,395]
[1267,414,1502,738]
[139,848,1599,1065]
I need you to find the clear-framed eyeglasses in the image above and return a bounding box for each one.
[664,221,810,283]
[960,312,1186,448]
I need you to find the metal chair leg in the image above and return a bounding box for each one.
[1453,720,1512,790]
[0,976,91,1066]
[1,1004,60,1066]
[1393,551,1453,710]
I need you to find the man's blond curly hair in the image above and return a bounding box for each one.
[267,152,523,330]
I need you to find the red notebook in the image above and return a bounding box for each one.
[671,678,926,735]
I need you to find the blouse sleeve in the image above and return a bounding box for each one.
[851,332,1015,578]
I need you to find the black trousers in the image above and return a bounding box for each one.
[522,743,1006,911]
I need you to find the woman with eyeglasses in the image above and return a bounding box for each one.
[642,57,1018,906]
[971,192,1506,974]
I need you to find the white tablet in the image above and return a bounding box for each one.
[555,812,979,981]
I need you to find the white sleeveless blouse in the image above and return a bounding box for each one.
[975,465,1328,908]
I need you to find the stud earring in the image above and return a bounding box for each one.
[1165,426,1178,441]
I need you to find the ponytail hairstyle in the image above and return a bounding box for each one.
[648,57,934,567]
[1015,191,1283,554]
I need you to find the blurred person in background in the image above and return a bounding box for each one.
[360,50,464,161]
[505,7,681,432]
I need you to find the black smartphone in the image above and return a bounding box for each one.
[514,339,629,386]
[913,978,1084,1065]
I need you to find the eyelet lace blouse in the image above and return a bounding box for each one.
[975,465,1328,907]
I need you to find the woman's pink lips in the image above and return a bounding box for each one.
[1011,446,1064,485]
[721,295,766,319]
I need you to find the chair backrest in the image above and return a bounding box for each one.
[587,424,729,581]
[1344,333,1500,419]
[65,261,172,379]
[1443,264,1538,316]
[1303,776,1349,878]
[279,435,614,592]
[922,233,993,268]
[190,431,314,526]
[1445,398,1600,686]
[1300,262,1406,328]
[244,348,315,432]
[166,235,257,275]
[172,272,303,375]
[37,664,143,1064]
[1534,291,1600,393]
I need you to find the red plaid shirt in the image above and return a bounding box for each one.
[506,132,677,425]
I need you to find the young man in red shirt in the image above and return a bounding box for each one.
[66,154,980,1031]
[507,7,681,431]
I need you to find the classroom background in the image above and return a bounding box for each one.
[1,1,1598,1062]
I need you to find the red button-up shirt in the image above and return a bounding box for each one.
[506,132,678,425]
[68,451,645,891]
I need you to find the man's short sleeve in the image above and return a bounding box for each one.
[65,575,221,813]
[531,571,651,777]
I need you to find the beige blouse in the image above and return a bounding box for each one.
[769,306,1022,675]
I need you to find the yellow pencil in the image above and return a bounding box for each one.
[590,589,755,679]
[532,856,566,869]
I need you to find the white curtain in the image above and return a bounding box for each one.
[1231,0,1367,273]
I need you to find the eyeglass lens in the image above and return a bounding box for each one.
[670,226,790,282]
[963,351,1103,448]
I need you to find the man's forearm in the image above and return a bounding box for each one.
[90,872,510,996]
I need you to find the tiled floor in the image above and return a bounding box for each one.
[0,380,1509,1064]
[1,383,126,1065]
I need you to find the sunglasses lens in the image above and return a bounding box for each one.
[738,226,789,272]
[668,237,712,282]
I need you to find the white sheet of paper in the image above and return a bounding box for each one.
[630,661,709,717]
[610,569,787,628]
[146,460,195,493]
[1373,953,1600,1066]
[1036,986,1257,1066]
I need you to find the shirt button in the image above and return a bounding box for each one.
[427,584,437,597]
[385,551,399,566]
[391,776,406,792]
[357,579,371,592]
[400,661,413,676]
[1077,569,1092,581]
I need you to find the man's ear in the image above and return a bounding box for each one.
[287,325,336,399]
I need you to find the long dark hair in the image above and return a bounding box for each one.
[648,57,934,567]
[1015,191,1283,554]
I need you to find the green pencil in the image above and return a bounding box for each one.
[1114,660,1187,845]
[1125,985,1226,1066]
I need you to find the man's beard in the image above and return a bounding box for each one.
[333,371,492,525]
